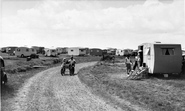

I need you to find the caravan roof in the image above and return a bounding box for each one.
[140,42,181,45]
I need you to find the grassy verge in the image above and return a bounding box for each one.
[1,56,101,110]
[78,61,185,111]
[4,58,60,73]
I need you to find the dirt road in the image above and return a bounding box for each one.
[8,62,122,111]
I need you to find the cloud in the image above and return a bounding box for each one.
[1,0,184,48]
[12,0,183,32]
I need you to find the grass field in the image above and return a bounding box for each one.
[1,55,101,110]
[78,57,185,111]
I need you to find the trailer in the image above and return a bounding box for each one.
[123,49,133,56]
[68,47,80,56]
[138,43,182,74]
[45,49,57,57]
[15,47,37,57]
[56,47,63,55]
[79,48,86,56]
[1,46,17,55]
[116,49,124,56]
[90,48,102,56]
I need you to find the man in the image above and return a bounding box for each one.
[68,56,76,66]
[68,56,76,75]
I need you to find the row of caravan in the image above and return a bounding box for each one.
[13,47,128,57]
[2,46,139,57]
[14,47,58,57]
[13,47,56,57]
[13,47,91,57]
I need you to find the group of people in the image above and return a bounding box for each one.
[61,53,141,75]
[125,52,141,75]
[61,56,76,72]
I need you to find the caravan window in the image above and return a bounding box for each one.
[32,49,35,52]
[52,50,55,52]
[17,48,20,52]
[71,50,73,52]
[162,48,175,55]
[26,49,29,52]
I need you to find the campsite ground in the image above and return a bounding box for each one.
[78,57,185,111]
[1,55,101,110]
[1,55,185,111]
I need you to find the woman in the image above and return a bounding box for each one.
[125,56,132,75]
[61,58,67,75]
[133,52,140,71]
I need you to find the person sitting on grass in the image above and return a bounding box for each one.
[125,55,132,75]
[126,62,149,80]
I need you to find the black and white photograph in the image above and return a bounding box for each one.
[1,0,185,111]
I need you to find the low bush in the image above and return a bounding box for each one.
[53,58,62,64]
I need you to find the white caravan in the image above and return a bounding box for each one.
[116,49,124,56]
[68,47,80,56]
[15,47,36,57]
[45,49,57,57]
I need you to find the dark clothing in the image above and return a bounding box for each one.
[125,57,132,74]
[0,58,5,68]
[133,61,138,70]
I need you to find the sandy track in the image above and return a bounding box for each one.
[10,62,122,111]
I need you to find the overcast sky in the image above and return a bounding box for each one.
[0,0,184,49]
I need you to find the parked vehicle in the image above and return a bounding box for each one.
[15,47,37,57]
[45,49,57,57]
[1,46,17,55]
[123,49,133,56]
[56,47,63,55]
[90,48,102,56]
[68,47,80,56]
[0,56,8,85]
[107,48,116,55]
[79,48,86,56]
[32,46,45,54]
[138,42,182,74]
[116,49,124,56]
